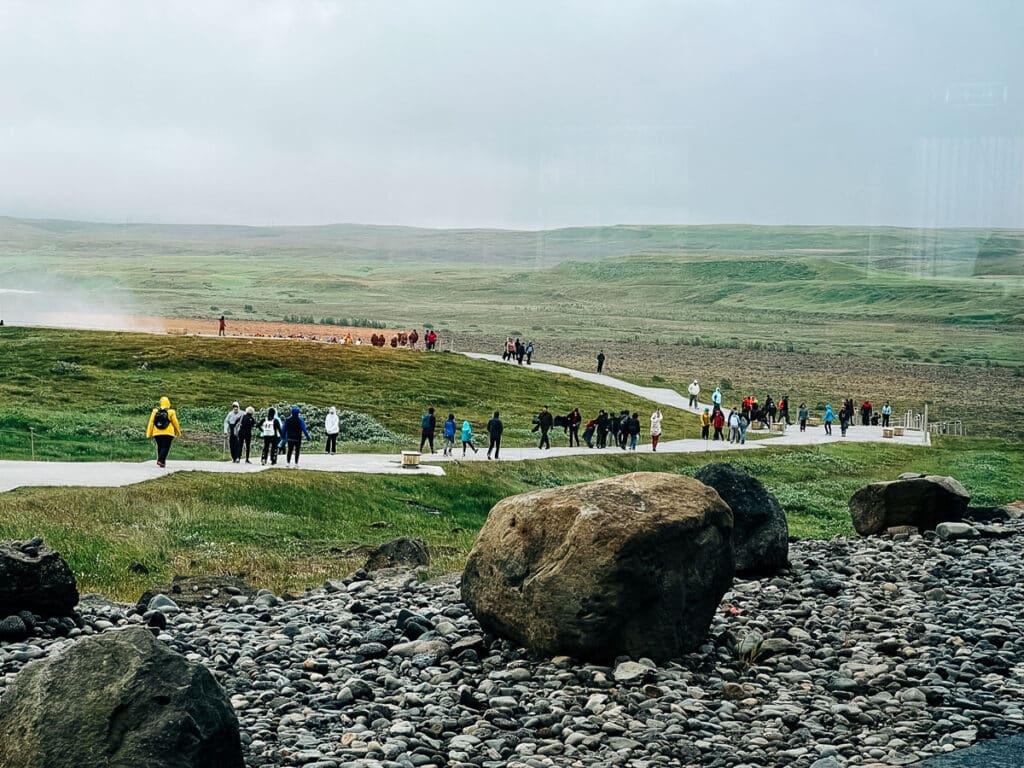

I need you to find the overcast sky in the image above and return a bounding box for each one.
[1,1,1022,229]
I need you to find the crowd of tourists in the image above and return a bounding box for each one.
[500,337,535,365]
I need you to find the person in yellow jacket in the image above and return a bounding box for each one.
[700,407,711,440]
[146,396,182,467]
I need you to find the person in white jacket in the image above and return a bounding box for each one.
[688,380,700,408]
[650,409,663,451]
[728,409,741,443]
[324,406,340,454]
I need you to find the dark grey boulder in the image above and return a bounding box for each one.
[0,538,78,617]
[849,475,970,536]
[365,537,430,571]
[694,463,789,577]
[0,614,30,643]
[0,626,244,768]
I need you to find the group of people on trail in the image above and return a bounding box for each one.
[420,407,505,459]
[223,401,312,466]
[535,406,664,452]
[368,329,438,349]
[501,337,534,365]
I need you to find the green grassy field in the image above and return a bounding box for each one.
[0,437,1019,600]
[0,327,695,460]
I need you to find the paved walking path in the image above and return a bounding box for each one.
[0,355,926,493]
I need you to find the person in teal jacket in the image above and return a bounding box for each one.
[823,404,834,436]
[460,420,478,456]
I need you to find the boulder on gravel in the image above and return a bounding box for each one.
[849,475,970,536]
[694,463,789,576]
[136,573,254,612]
[461,472,734,662]
[0,538,78,618]
[0,626,244,768]
[365,537,430,571]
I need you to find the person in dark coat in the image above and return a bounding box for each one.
[596,410,609,448]
[283,406,312,466]
[596,351,605,373]
[533,405,554,449]
[238,406,256,464]
[419,407,437,453]
[486,411,504,460]
[568,408,582,447]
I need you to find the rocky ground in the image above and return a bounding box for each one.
[2,525,1023,768]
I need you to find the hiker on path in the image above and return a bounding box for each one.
[860,400,873,426]
[325,406,340,454]
[239,406,256,464]
[840,403,852,437]
[596,410,609,448]
[823,404,835,436]
[712,408,725,441]
[798,403,809,432]
[728,409,741,443]
[739,411,749,444]
[409,329,419,348]
[765,395,777,426]
[582,416,597,448]
[260,407,282,465]
[688,380,700,408]
[224,401,244,463]
[882,401,892,428]
[146,396,181,468]
[626,412,641,450]
[218,316,226,336]
[460,419,478,456]
[650,409,663,451]
[419,407,437,454]
[486,411,503,459]
[443,413,457,457]
[597,351,605,373]
[712,387,722,409]
[283,406,311,466]
[568,407,582,447]
[504,337,515,361]
[617,410,631,449]
[515,339,524,365]
[533,405,554,449]
[525,341,534,365]
[700,408,711,440]
[779,395,791,425]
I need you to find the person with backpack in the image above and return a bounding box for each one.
[443,413,457,457]
[238,406,256,464]
[324,406,340,454]
[460,419,478,456]
[650,409,663,451]
[260,407,282,465]
[146,396,181,468]
[568,407,582,447]
[533,405,554,449]
[486,410,503,459]
[224,401,244,463]
[419,407,437,453]
[283,406,311,466]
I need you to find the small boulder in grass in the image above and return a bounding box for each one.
[0,538,79,618]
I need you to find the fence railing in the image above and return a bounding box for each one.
[929,421,966,437]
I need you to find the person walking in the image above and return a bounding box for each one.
[596,410,609,448]
[146,396,181,467]
[798,402,809,432]
[728,409,741,443]
[419,407,437,453]
[325,406,340,454]
[443,413,457,457]
[224,401,243,463]
[650,409,663,451]
[533,405,553,449]
[700,407,711,440]
[283,406,311,466]
[882,401,892,428]
[712,408,725,441]
[486,411,503,459]
[779,395,791,425]
[823,404,834,436]
[260,407,282,465]
[739,411,749,444]
[596,351,605,373]
[627,412,641,450]
[218,315,226,336]
[525,341,534,365]
[568,407,582,447]
[582,416,597,448]
[460,419,478,456]
[840,403,851,437]
[764,395,777,426]
[688,380,700,408]
[238,406,256,463]
[711,386,722,409]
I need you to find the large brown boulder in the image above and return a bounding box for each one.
[694,463,789,577]
[0,538,78,618]
[849,475,970,536]
[0,627,244,768]
[461,472,734,663]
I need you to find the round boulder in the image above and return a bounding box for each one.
[365,537,430,571]
[694,462,789,577]
[461,471,734,663]
[849,475,970,536]
[0,627,244,768]
[0,538,78,618]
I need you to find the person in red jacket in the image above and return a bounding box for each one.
[712,408,726,441]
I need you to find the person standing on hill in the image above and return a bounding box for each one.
[324,406,340,454]
[700,407,711,440]
[239,406,256,464]
[568,407,582,447]
[419,407,437,454]
[283,406,311,466]
[882,401,892,428]
[823,404,834,435]
[218,316,226,336]
[443,412,457,457]
[798,402,809,432]
[224,401,243,463]
[146,396,181,468]
[650,409,663,451]
[460,419,478,456]
[688,380,700,408]
[596,351,605,373]
[260,407,282,465]
[533,405,554,449]
[486,411,503,459]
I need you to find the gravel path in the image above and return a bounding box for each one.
[3,524,1021,768]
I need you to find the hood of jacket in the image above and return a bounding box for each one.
[160,396,171,408]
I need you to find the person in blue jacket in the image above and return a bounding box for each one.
[283,406,311,467]
[442,413,457,456]
[823,404,834,436]
[460,419,478,456]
